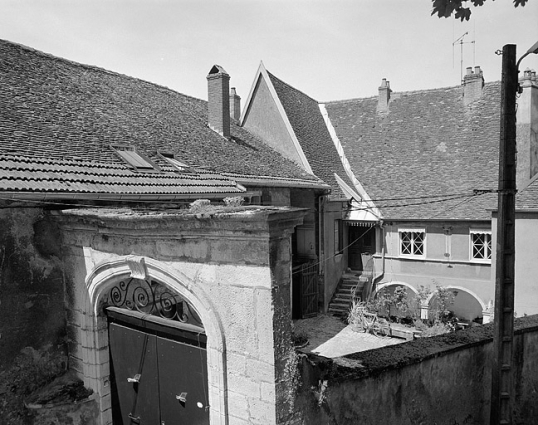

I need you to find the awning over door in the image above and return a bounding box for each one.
[344,207,380,227]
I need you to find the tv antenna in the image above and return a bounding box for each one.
[453,32,475,83]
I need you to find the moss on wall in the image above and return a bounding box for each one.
[0,208,67,422]
[295,316,538,424]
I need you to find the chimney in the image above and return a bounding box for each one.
[207,65,230,138]
[516,68,538,187]
[377,78,391,113]
[463,66,484,106]
[229,87,241,121]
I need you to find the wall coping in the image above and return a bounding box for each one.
[306,315,538,383]
[51,206,307,234]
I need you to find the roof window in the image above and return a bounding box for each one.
[113,145,156,171]
[159,152,193,173]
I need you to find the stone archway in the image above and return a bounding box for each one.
[426,286,486,322]
[374,281,419,296]
[372,281,420,318]
[79,255,228,425]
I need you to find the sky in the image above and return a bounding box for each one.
[1,0,537,102]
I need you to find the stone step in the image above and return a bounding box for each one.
[329,302,350,311]
[333,297,352,305]
[342,279,362,285]
[338,283,364,290]
[328,308,348,317]
[336,288,355,295]
[333,292,353,301]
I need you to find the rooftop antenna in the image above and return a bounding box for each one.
[453,32,476,83]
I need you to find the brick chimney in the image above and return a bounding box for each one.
[207,65,230,138]
[229,87,241,121]
[516,68,538,187]
[463,66,484,106]
[377,78,391,113]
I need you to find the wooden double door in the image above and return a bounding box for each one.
[107,308,209,425]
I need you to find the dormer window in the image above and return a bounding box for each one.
[112,145,157,171]
[159,152,193,173]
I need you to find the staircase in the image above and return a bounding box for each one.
[328,272,368,317]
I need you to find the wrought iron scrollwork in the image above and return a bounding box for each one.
[104,278,203,328]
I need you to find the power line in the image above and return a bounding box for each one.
[292,226,376,276]
[349,193,477,211]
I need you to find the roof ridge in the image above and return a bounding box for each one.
[0,38,205,104]
[323,80,502,104]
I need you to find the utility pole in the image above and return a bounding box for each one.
[490,44,517,425]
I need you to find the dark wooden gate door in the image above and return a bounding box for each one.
[158,336,208,425]
[300,262,318,318]
[108,309,209,425]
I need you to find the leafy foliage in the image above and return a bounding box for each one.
[366,286,418,322]
[431,0,529,21]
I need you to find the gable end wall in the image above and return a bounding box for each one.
[243,76,304,167]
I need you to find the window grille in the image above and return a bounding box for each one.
[102,278,203,328]
[399,229,425,257]
[470,230,492,261]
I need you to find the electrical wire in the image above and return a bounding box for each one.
[364,190,487,202]
[291,225,376,276]
[349,193,476,211]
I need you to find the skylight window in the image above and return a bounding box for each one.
[113,145,156,171]
[159,152,193,172]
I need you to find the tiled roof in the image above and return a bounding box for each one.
[324,83,501,220]
[516,176,538,210]
[266,71,354,198]
[0,39,322,198]
[0,155,242,197]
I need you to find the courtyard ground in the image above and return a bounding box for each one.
[293,313,404,358]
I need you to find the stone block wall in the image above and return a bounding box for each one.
[53,206,305,425]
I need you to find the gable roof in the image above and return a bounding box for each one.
[265,71,356,199]
[324,82,502,220]
[0,40,325,202]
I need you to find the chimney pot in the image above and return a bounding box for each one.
[463,65,484,107]
[229,87,241,121]
[377,78,392,113]
[207,65,231,138]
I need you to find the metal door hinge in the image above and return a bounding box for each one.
[127,374,141,383]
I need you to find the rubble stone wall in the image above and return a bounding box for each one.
[297,315,538,425]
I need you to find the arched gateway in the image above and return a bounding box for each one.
[82,256,227,425]
[104,276,208,424]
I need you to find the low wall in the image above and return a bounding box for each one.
[297,315,538,424]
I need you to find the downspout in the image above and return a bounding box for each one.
[318,194,325,276]
[369,221,386,300]
[318,194,326,312]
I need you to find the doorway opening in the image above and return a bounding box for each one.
[347,225,376,272]
[103,278,210,425]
